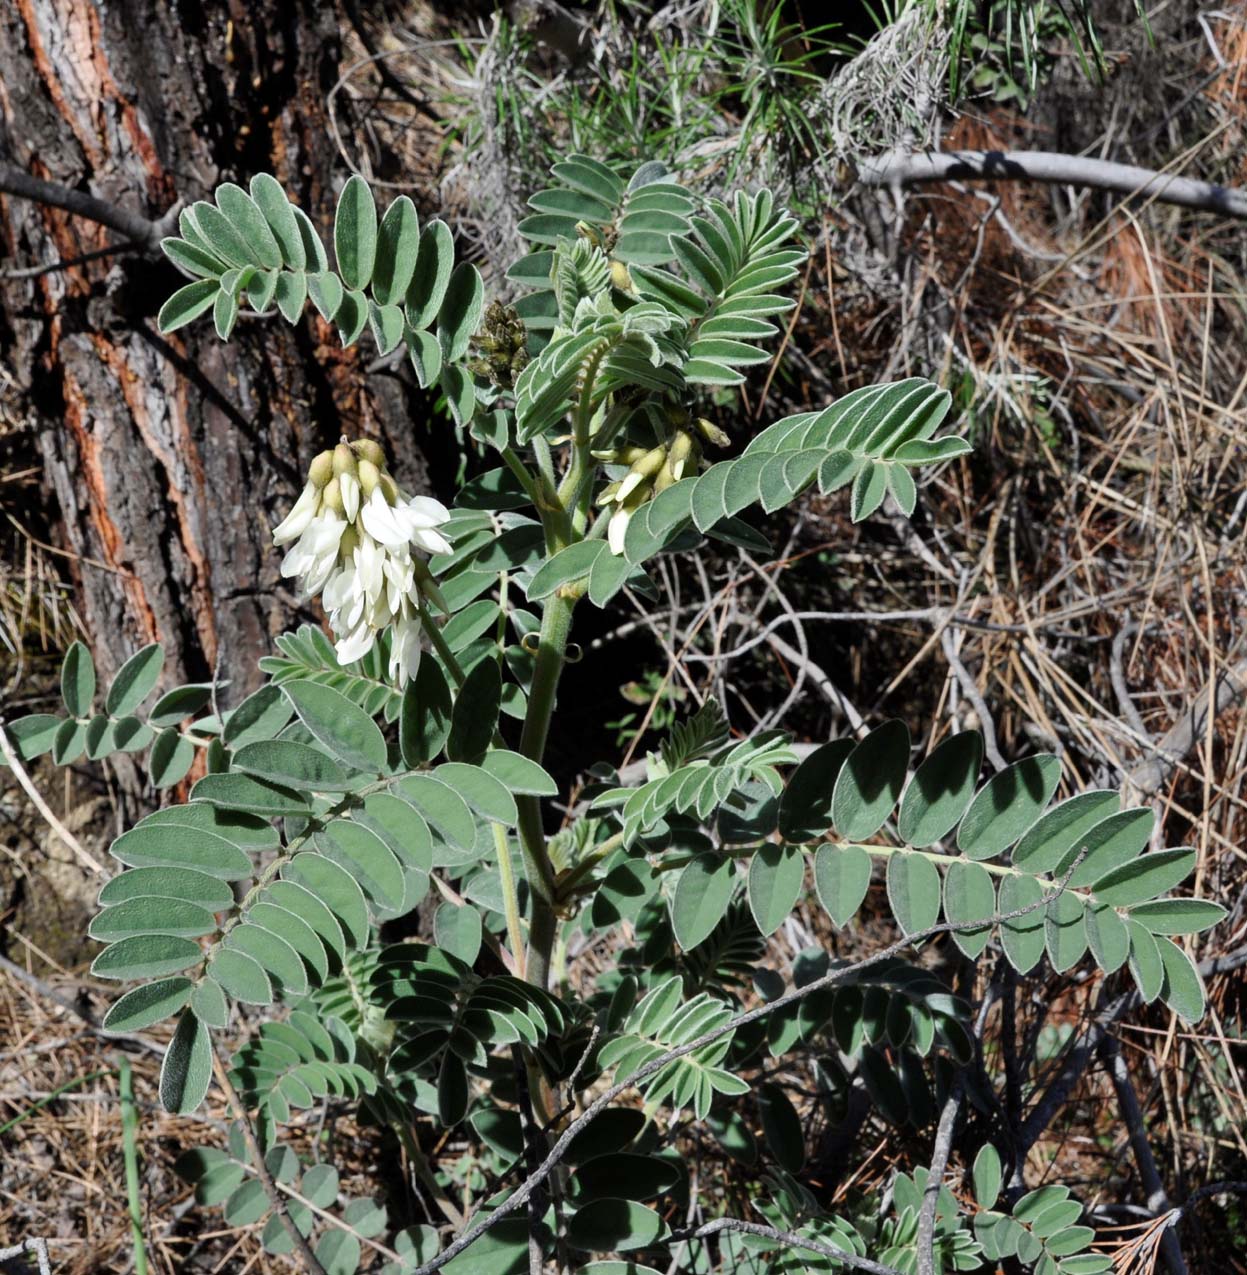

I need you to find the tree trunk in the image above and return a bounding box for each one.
[0,0,432,702]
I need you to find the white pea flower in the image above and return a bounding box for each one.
[597,431,700,556]
[272,440,450,687]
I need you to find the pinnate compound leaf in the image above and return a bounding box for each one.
[886,852,941,936]
[1157,938,1205,1022]
[973,1144,1002,1209]
[671,854,736,950]
[62,641,95,716]
[957,754,1061,860]
[335,175,377,291]
[832,720,909,841]
[283,679,388,773]
[898,731,983,847]
[747,844,804,936]
[106,644,164,716]
[91,935,204,981]
[104,977,193,1032]
[160,1009,213,1113]
[813,843,871,926]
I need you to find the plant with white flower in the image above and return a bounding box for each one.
[11,155,1216,1275]
[272,438,450,686]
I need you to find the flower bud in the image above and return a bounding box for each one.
[694,417,732,449]
[332,443,358,479]
[667,430,698,482]
[377,472,399,506]
[609,260,633,291]
[596,480,622,507]
[618,444,667,500]
[669,430,696,464]
[653,458,677,494]
[322,476,344,515]
[358,458,381,498]
[308,449,335,488]
[352,439,385,469]
[338,524,359,558]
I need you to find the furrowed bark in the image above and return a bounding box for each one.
[0,0,433,716]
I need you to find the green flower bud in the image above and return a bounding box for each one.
[339,524,359,558]
[358,458,381,498]
[653,458,678,494]
[377,472,399,506]
[618,444,667,500]
[322,476,344,514]
[332,442,358,478]
[308,449,335,488]
[609,260,633,291]
[352,438,385,469]
[694,417,732,449]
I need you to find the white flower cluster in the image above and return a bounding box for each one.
[272,441,451,686]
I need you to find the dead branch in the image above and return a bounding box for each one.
[858,150,1247,220]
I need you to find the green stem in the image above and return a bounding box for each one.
[555,347,608,517]
[514,589,577,990]
[418,601,468,688]
[493,822,529,977]
[500,445,547,510]
[119,1056,149,1275]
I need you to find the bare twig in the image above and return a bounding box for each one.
[0,165,175,251]
[1127,657,1247,796]
[0,720,105,873]
[916,1076,963,1275]
[858,150,1247,220]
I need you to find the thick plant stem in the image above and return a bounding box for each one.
[515,590,577,990]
